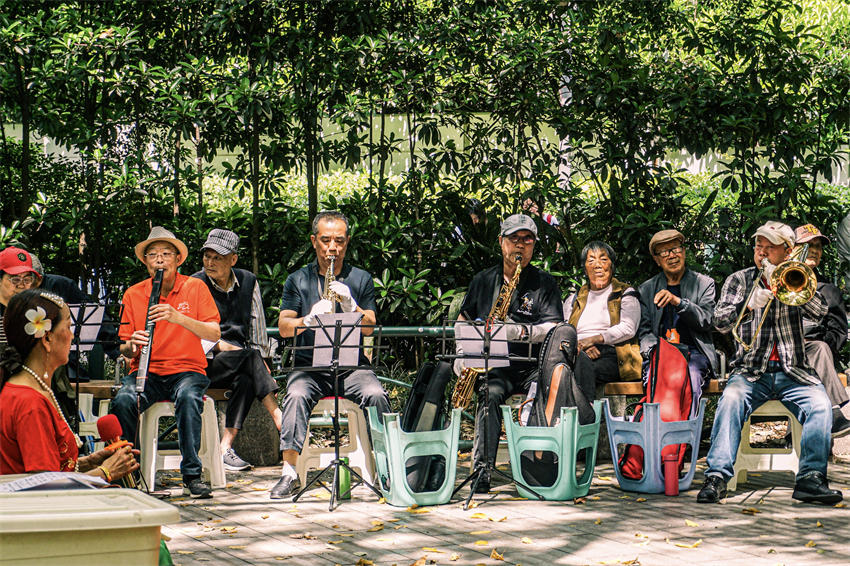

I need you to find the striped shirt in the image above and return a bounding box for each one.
[713,266,826,384]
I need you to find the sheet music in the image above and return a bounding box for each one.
[67,304,106,353]
[456,321,510,368]
[313,313,363,367]
[0,472,108,492]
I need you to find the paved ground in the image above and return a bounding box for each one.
[159,455,850,566]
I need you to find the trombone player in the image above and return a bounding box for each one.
[698,221,842,505]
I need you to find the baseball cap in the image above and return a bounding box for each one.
[202,229,239,255]
[649,229,685,255]
[794,224,829,245]
[500,214,538,238]
[753,221,795,248]
[0,247,36,276]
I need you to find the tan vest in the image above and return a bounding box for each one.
[568,278,642,381]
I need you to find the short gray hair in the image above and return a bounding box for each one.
[312,210,349,236]
[580,240,617,273]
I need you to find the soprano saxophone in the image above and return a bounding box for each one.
[322,255,339,312]
[452,253,523,409]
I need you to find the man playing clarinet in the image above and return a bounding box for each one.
[111,227,220,498]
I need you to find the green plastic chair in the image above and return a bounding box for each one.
[501,400,602,500]
[366,406,462,507]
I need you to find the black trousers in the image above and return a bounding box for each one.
[472,364,536,469]
[574,344,620,402]
[207,349,279,430]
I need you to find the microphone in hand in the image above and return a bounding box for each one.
[96,414,138,488]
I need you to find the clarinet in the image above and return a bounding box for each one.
[135,269,164,392]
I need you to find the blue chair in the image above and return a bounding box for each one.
[501,400,602,500]
[604,398,706,493]
[366,406,462,507]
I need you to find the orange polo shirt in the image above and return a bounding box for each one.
[120,273,220,376]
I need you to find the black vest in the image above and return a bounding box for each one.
[193,268,256,348]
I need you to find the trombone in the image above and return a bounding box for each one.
[732,244,817,351]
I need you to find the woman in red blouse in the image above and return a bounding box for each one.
[0,289,137,482]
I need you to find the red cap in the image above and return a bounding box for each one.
[0,247,36,276]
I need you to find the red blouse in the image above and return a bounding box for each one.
[0,383,79,474]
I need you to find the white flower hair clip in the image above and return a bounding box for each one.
[24,307,52,338]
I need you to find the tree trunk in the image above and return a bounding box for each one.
[173,131,181,218]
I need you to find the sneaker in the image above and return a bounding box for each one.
[183,477,212,499]
[832,408,850,439]
[223,448,252,471]
[696,474,727,503]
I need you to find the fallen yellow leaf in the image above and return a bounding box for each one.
[491,548,504,560]
[409,558,427,566]
[422,547,443,552]
[597,475,613,481]
[355,559,373,566]
[816,521,823,528]
[386,518,400,522]
[469,530,491,535]
[635,498,647,503]
[228,545,246,550]
[367,525,384,532]
[619,495,632,499]
[521,537,533,544]
[470,512,489,520]
[741,507,760,515]
[261,514,270,520]
[835,502,846,508]
[176,550,194,555]
[590,496,601,500]
[673,539,702,548]
[371,520,384,526]
[467,501,480,509]
[327,540,343,544]
[220,526,238,533]
[805,541,817,548]
[496,516,507,522]
[407,506,430,514]
[595,519,603,525]
[450,553,460,561]
[685,519,699,527]
[474,540,489,546]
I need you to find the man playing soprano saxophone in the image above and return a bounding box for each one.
[455,214,563,493]
[271,211,390,499]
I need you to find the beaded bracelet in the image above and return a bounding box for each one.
[97,465,112,483]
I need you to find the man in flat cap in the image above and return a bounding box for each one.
[456,213,563,493]
[699,221,841,505]
[111,227,221,498]
[794,223,849,437]
[637,230,717,414]
[192,229,282,471]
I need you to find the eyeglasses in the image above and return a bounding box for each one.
[145,251,176,261]
[655,246,684,258]
[4,274,35,286]
[506,235,536,245]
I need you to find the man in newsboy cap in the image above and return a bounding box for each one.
[637,229,717,416]
[794,223,850,438]
[111,226,221,499]
[192,229,282,472]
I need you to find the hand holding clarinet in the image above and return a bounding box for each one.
[134,269,164,392]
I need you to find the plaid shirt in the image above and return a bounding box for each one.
[714,266,826,384]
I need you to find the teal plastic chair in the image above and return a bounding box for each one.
[500,400,602,500]
[366,406,462,507]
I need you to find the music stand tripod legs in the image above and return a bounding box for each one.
[449,325,544,509]
[291,321,382,511]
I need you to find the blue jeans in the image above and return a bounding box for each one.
[706,362,832,481]
[111,371,209,478]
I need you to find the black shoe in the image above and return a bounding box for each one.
[183,477,212,499]
[832,409,850,439]
[472,470,491,493]
[792,472,843,505]
[696,475,727,503]
[270,475,300,499]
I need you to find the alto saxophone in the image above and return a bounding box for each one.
[322,255,339,312]
[452,253,523,409]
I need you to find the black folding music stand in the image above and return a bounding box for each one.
[67,302,122,433]
[440,319,544,509]
[284,315,385,511]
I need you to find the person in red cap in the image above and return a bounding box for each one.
[0,247,39,345]
[795,223,850,438]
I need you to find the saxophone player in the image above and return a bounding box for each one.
[271,211,390,499]
[455,214,564,492]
